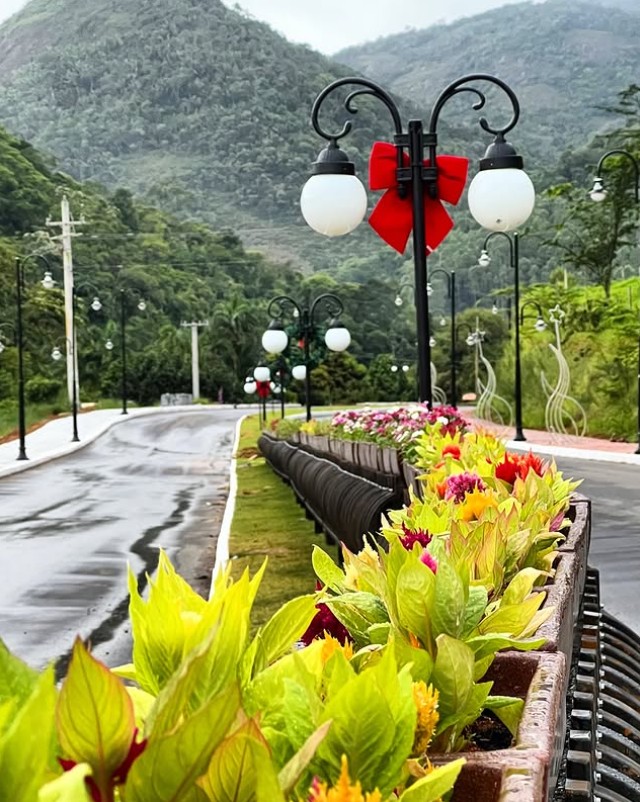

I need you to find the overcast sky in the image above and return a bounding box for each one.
[0,0,543,53]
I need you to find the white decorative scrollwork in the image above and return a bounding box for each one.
[431,362,448,405]
[541,305,587,438]
[468,328,513,427]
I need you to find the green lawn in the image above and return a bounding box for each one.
[228,412,338,627]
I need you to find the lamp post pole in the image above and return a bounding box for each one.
[480,231,524,441]
[70,290,80,441]
[119,289,128,415]
[430,268,457,408]
[263,293,350,423]
[590,149,640,454]
[302,74,534,409]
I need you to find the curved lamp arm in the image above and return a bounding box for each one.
[309,292,344,325]
[267,295,302,322]
[482,231,515,267]
[595,149,640,203]
[429,268,453,296]
[519,300,544,325]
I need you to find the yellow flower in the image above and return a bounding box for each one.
[459,488,498,521]
[308,755,382,802]
[320,634,354,665]
[412,682,439,756]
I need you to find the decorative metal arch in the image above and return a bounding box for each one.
[470,331,513,427]
[431,362,448,405]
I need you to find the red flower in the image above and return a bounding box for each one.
[442,444,461,460]
[516,451,545,480]
[399,521,432,551]
[495,453,519,486]
[300,602,351,645]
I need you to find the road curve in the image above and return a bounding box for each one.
[0,408,244,672]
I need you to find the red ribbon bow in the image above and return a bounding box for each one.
[256,380,271,399]
[367,142,469,255]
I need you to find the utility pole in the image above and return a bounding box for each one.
[180,320,209,400]
[47,196,85,404]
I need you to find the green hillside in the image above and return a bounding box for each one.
[335,0,640,165]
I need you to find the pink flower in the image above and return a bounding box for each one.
[419,551,438,573]
[399,521,432,551]
[444,472,486,503]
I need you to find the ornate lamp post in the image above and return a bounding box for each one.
[590,149,640,454]
[429,268,457,407]
[262,294,351,422]
[478,231,525,440]
[520,300,548,333]
[300,74,535,407]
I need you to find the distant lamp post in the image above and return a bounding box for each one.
[429,267,458,407]
[253,365,271,424]
[390,364,399,373]
[115,289,147,416]
[262,293,350,421]
[520,301,548,334]
[591,148,640,453]
[105,339,114,351]
[301,74,534,408]
[402,364,410,373]
[292,364,307,381]
[479,231,525,441]
[50,339,80,441]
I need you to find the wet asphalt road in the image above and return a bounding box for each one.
[554,456,640,632]
[0,409,243,672]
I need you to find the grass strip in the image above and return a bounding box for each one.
[228,412,338,627]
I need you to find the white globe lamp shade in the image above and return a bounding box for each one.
[0,341,4,354]
[440,316,446,327]
[391,365,398,373]
[534,316,547,333]
[105,340,114,351]
[426,283,433,297]
[41,271,56,290]
[478,250,491,268]
[273,384,282,394]
[261,324,288,355]
[292,364,307,381]
[468,137,535,232]
[138,300,147,311]
[466,334,475,347]
[429,336,436,347]
[300,143,367,237]
[244,381,257,394]
[325,321,351,352]
[491,304,499,315]
[394,295,403,307]
[402,364,410,373]
[51,346,62,361]
[91,297,102,312]
[590,178,607,203]
[254,366,271,382]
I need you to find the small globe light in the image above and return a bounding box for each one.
[491,304,499,315]
[105,339,114,351]
[244,381,257,394]
[138,300,147,311]
[325,319,351,352]
[427,283,433,297]
[0,340,5,354]
[254,365,271,382]
[300,142,368,237]
[292,308,300,318]
[391,364,398,373]
[466,334,476,347]
[261,321,288,355]
[394,295,403,307]
[590,178,607,202]
[292,364,307,381]
[272,384,282,394]
[429,336,436,347]
[91,297,102,312]
[534,316,547,333]
[41,271,56,290]
[478,250,491,268]
[439,316,446,327]
[402,364,410,373]
[51,346,63,361]
[468,136,535,232]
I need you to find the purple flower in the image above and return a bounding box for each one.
[444,472,486,503]
[399,521,432,551]
[300,602,351,645]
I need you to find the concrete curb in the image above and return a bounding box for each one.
[0,405,222,479]
[505,438,640,465]
[209,414,245,597]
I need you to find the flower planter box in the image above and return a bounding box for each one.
[401,461,423,500]
[380,446,401,476]
[559,494,591,558]
[432,651,566,802]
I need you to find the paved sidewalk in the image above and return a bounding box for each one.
[467,416,640,465]
[0,405,223,478]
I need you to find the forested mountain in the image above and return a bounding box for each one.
[336,0,640,164]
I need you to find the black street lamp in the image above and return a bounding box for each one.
[106,289,146,415]
[519,300,548,334]
[300,74,535,407]
[478,231,525,441]
[429,268,457,408]
[262,293,351,422]
[590,149,640,455]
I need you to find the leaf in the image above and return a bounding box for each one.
[125,683,240,802]
[430,635,474,722]
[0,638,39,710]
[0,667,57,802]
[485,695,524,737]
[258,595,317,665]
[460,586,488,639]
[430,560,466,640]
[199,723,284,802]
[478,593,546,638]
[312,546,346,591]
[466,634,545,662]
[395,561,436,650]
[56,639,135,796]
[501,568,546,607]
[278,721,332,795]
[398,758,465,802]
[38,764,93,802]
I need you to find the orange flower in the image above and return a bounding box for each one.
[308,756,382,802]
[459,488,497,521]
[320,634,354,664]
[412,682,439,755]
[436,481,447,499]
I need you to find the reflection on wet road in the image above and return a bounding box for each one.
[0,409,243,670]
